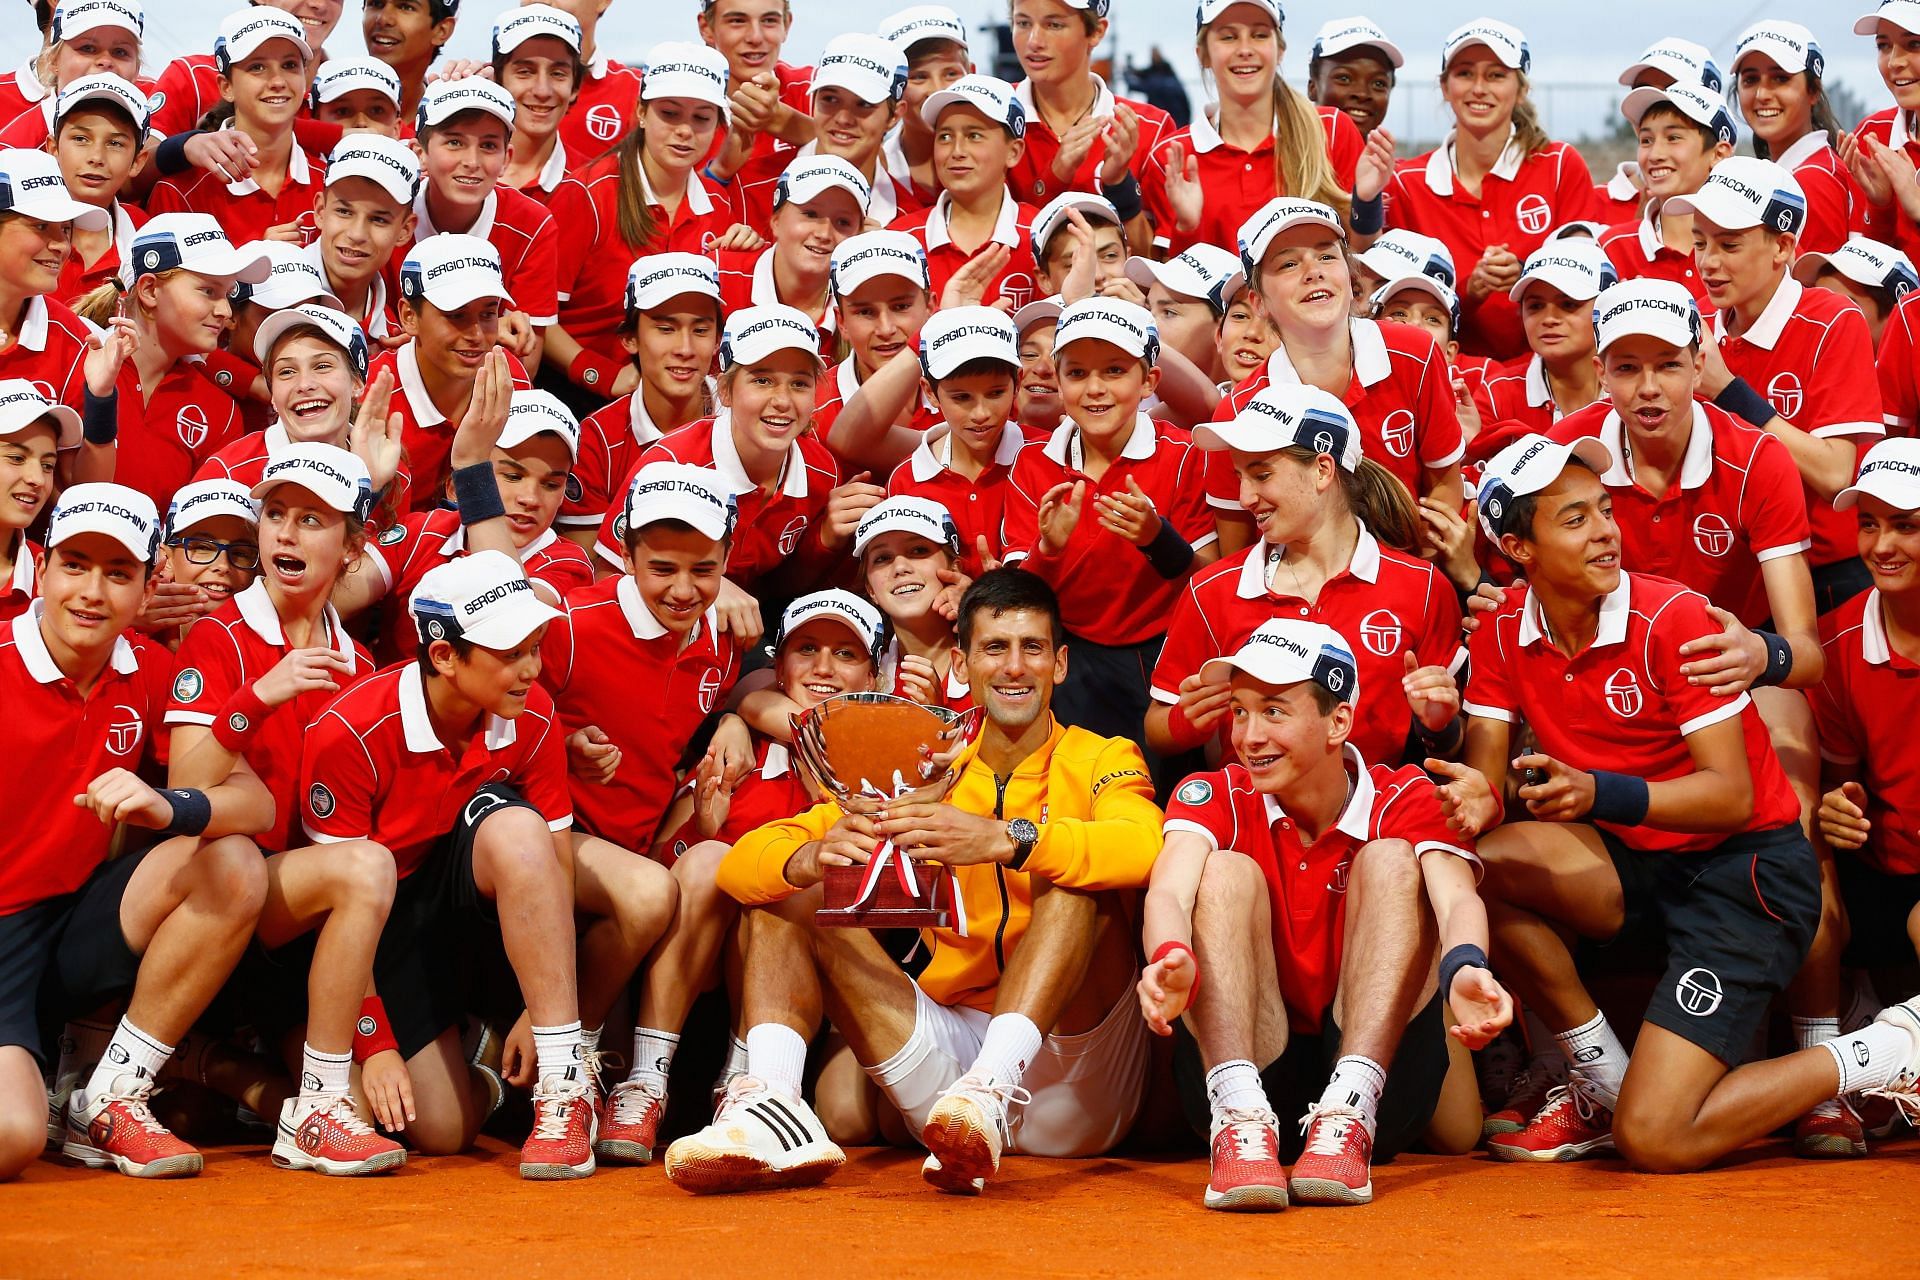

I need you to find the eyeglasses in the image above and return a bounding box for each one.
[167,536,261,571]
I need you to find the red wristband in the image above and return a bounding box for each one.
[352,996,399,1063]
[210,684,271,754]
[1165,700,1206,752]
[1150,940,1201,1013]
[567,348,621,393]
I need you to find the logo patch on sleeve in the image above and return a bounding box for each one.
[172,667,204,703]
[1175,778,1213,807]
[378,523,407,545]
[308,783,336,819]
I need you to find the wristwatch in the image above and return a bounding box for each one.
[1006,818,1039,870]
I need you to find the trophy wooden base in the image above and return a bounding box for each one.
[815,861,955,929]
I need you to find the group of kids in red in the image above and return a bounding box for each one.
[2,0,1920,1216]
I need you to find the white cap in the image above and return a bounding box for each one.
[1354,228,1456,289]
[1509,238,1619,304]
[1194,383,1362,470]
[1665,156,1807,235]
[1126,243,1246,313]
[1794,237,1920,302]
[311,58,402,108]
[1592,279,1703,351]
[1237,197,1345,275]
[499,389,580,459]
[919,305,1020,379]
[493,4,581,59]
[1013,297,1062,336]
[410,550,561,649]
[399,233,513,310]
[239,240,341,310]
[52,74,151,137]
[1032,190,1121,258]
[921,73,1025,136]
[1051,0,1110,12]
[1441,18,1528,73]
[853,495,961,558]
[49,483,160,561]
[251,443,375,519]
[1621,82,1737,147]
[165,480,258,536]
[625,252,722,314]
[831,230,931,297]
[1860,3,1920,36]
[415,76,517,131]
[1476,434,1615,540]
[1837,437,1920,511]
[1618,38,1722,93]
[880,6,968,52]
[1371,273,1459,329]
[1552,221,1609,241]
[324,133,422,206]
[127,213,272,283]
[776,589,885,659]
[1196,0,1281,29]
[0,147,108,231]
[1734,22,1823,78]
[622,462,738,542]
[213,6,310,72]
[641,41,731,112]
[52,0,142,43]
[252,303,371,378]
[814,33,908,105]
[774,154,871,212]
[1311,16,1405,69]
[719,305,822,370]
[1054,298,1160,364]
[0,378,80,449]
[1199,619,1360,703]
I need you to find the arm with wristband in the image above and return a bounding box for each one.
[447,349,519,560]
[355,988,418,1133]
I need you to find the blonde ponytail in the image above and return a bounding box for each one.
[1508,73,1550,160]
[1341,457,1421,552]
[73,280,125,327]
[1270,77,1350,219]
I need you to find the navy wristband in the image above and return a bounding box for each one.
[1102,172,1143,223]
[1755,629,1794,687]
[154,131,196,176]
[82,387,118,445]
[1139,518,1195,579]
[160,788,212,837]
[452,461,506,525]
[1439,942,1489,998]
[1714,376,1776,429]
[1588,770,1651,826]
[1350,190,1386,235]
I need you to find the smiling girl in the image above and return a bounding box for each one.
[1732,23,1860,258]
[0,382,79,620]
[1847,7,1920,264]
[717,155,868,359]
[0,0,144,143]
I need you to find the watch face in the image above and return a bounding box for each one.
[1010,818,1038,843]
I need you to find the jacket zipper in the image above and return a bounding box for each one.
[991,772,1012,973]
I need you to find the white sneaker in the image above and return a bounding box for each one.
[920,1071,1030,1195]
[1863,996,1920,1126]
[271,1094,406,1176]
[664,1076,843,1194]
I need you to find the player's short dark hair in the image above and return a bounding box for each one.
[416,631,476,676]
[1637,101,1718,150]
[1506,455,1601,543]
[957,567,1062,650]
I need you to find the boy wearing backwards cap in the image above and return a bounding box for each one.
[363,0,459,122]
[1142,619,1500,1210]
[0,483,269,1180]
[1797,237,1916,348]
[43,75,150,304]
[1437,432,1920,1173]
[310,58,405,138]
[878,5,973,203]
[1307,17,1403,140]
[308,133,421,343]
[1672,156,1884,614]
[1597,82,1736,310]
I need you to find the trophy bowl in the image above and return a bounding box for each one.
[790,693,985,930]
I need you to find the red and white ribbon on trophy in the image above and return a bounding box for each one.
[849,770,969,937]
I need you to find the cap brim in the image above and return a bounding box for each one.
[1446,39,1525,70]
[1378,275,1456,309]
[51,514,151,560]
[777,612,873,652]
[20,192,109,232]
[642,76,730,115]
[1836,470,1920,510]
[460,597,563,649]
[1566,437,1615,474]
[417,277,516,311]
[1198,652,1307,688]
[1790,252,1835,286]
[0,403,82,450]
[1013,299,1061,333]
[921,90,1003,130]
[1662,188,1758,230]
[1508,268,1599,303]
[253,281,344,311]
[1192,420,1285,453]
[184,244,275,285]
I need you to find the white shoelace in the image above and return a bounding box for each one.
[948,1073,1033,1144]
[531,1084,586,1141]
[1541,1077,1608,1123]
[1216,1109,1278,1161]
[607,1079,662,1124]
[1864,1068,1920,1124]
[1298,1103,1361,1157]
[314,1094,377,1137]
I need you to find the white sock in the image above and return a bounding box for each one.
[1319,1055,1387,1133]
[1203,1059,1269,1122]
[299,1044,352,1102]
[1793,1015,1841,1052]
[746,1023,809,1100]
[1554,1011,1628,1107]
[1823,1021,1917,1095]
[970,1013,1043,1089]
[630,1027,680,1088]
[531,1021,585,1088]
[580,1023,602,1057]
[82,1018,172,1106]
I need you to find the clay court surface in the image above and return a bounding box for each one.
[5,1139,1916,1278]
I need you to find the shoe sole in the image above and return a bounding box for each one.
[921,1108,997,1193]
[62,1138,202,1179]
[272,1147,408,1176]
[594,1137,654,1165]
[1793,1134,1868,1159]
[665,1146,842,1194]
[520,1158,596,1181]
[1204,1183,1289,1211]
[1485,1136,1614,1163]
[1480,1115,1526,1138]
[1288,1176,1372,1206]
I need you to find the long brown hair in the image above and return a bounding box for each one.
[1273,445,1421,548]
[613,124,660,251]
[1195,24,1349,218]
[1750,69,1844,161]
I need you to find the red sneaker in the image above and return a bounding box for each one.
[63,1076,203,1178]
[1289,1105,1373,1205]
[1482,1059,1561,1139]
[521,1079,597,1180]
[1794,1098,1867,1158]
[272,1095,406,1175]
[596,1079,666,1165]
[1204,1109,1288,1211]
[1486,1080,1614,1162]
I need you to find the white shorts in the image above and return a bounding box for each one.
[865,982,1149,1158]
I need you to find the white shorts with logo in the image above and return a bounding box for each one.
[866,981,1149,1157]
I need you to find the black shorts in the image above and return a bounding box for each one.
[1837,853,1920,970]
[1170,993,1451,1165]
[1598,823,1820,1064]
[0,851,148,1064]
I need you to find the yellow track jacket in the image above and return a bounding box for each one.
[718,717,1164,1012]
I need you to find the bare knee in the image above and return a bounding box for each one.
[194,835,268,923]
[1196,847,1262,905]
[0,1111,45,1180]
[403,1102,478,1157]
[1612,1102,1710,1174]
[328,841,397,915]
[475,812,568,886]
[1350,838,1420,901]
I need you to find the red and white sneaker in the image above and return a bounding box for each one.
[921,1072,1030,1195]
[1289,1104,1373,1205]
[596,1078,666,1165]
[1486,1079,1614,1162]
[272,1094,406,1175]
[1482,1058,1563,1139]
[520,1078,597,1180]
[63,1075,203,1178]
[1793,1097,1867,1159]
[1204,1109,1288,1211]
[1861,996,1920,1129]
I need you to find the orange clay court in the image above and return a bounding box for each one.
[4,1139,1916,1278]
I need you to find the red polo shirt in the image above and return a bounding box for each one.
[0,537,36,624]
[886,422,1035,578]
[1163,751,1476,1033]
[1463,572,1801,853]
[1152,524,1463,765]
[1142,106,1362,257]
[1385,135,1596,360]
[1003,416,1216,646]
[1773,131,1863,257]
[1600,213,1709,310]
[1811,589,1920,874]
[1548,400,1811,627]
[401,186,561,327]
[726,145,926,238]
[363,343,533,514]
[1856,109,1920,266]
[145,141,325,246]
[810,355,941,447]
[538,574,739,850]
[1879,289,1920,435]
[111,362,246,515]
[560,56,644,163]
[665,735,815,858]
[1481,354,1605,435]
[1006,76,1175,206]
[192,422,415,512]
[560,390,672,530]
[1591,162,1643,226]
[887,191,1041,310]
[0,296,130,438]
